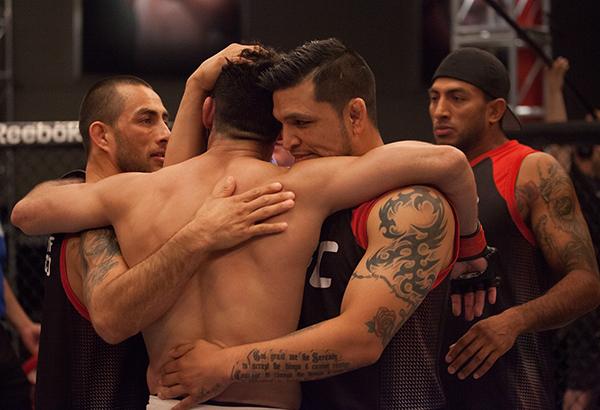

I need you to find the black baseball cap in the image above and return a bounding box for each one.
[432,47,521,131]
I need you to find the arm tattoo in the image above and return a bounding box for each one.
[80,228,121,295]
[229,323,351,382]
[538,162,576,224]
[353,187,448,345]
[353,187,447,297]
[532,161,597,272]
[515,181,538,219]
[231,347,351,383]
[534,215,596,273]
[365,307,397,347]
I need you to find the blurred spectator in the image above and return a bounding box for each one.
[132,0,240,72]
[0,223,40,409]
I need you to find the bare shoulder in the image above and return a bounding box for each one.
[286,156,355,179]
[518,151,568,181]
[93,171,159,218]
[365,185,456,272]
[515,151,575,221]
[95,171,150,193]
[517,152,598,273]
[366,185,454,238]
[356,185,456,298]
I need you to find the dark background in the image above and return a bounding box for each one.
[10,0,600,140]
[12,0,434,142]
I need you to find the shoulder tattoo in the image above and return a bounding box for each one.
[529,160,597,272]
[353,186,449,345]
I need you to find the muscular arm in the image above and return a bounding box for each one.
[445,153,600,380]
[309,141,479,236]
[11,172,137,235]
[512,152,600,330]
[10,177,87,235]
[78,179,294,344]
[80,226,206,344]
[157,186,456,405]
[310,141,488,319]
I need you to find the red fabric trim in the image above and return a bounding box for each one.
[21,354,37,376]
[469,140,537,246]
[469,140,521,167]
[351,198,381,249]
[60,236,91,321]
[458,225,487,260]
[350,192,460,290]
[501,153,537,247]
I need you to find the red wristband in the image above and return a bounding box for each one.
[458,223,488,261]
[22,354,37,375]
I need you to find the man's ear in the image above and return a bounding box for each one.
[88,121,112,154]
[202,97,215,129]
[347,98,368,136]
[488,98,507,125]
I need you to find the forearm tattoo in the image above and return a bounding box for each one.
[231,349,350,383]
[364,307,397,347]
[353,187,448,346]
[528,161,598,272]
[230,325,351,382]
[80,228,121,295]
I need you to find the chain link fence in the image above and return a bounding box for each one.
[0,121,84,359]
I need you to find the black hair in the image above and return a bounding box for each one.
[260,38,377,125]
[212,47,282,144]
[78,75,152,157]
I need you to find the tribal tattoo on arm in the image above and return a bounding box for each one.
[226,187,450,383]
[353,186,449,346]
[79,228,122,305]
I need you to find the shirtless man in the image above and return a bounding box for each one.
[12,46,478,409]
[31,73,294,409]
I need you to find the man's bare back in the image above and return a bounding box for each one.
[112,147,331,407]
[93,136,423,407]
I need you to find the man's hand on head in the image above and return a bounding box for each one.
[177,175,295,254]
[189,43,262,94]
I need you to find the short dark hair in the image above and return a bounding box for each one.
[261,38,377,125]
[212,47,282,144]
[78,75,152,157]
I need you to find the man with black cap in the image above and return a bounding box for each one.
[429,47,600,409]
